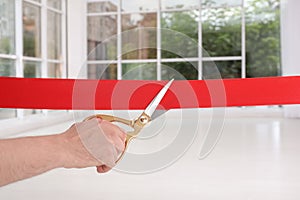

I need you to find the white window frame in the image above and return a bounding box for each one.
[86,0,249,80]
[0,0,67,119]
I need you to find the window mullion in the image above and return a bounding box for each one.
[241,0,246,78]
[16,0,24,119]
[198,0,202,80]
[157,0,161,81]
[23,0,41,7]
[41,0,48,78]
[117,0,122,80]
[15,0,23,78]
[61,0,67,78]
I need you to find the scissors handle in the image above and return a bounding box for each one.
[84,114,149,163]
[84,114,133,127]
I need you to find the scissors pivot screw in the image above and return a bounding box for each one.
[139,115,149,124]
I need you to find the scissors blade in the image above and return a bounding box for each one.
[144,79,174,118]
[151,109,168,121]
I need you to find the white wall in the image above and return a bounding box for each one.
[67,0,87,78]
[281,0,300,118]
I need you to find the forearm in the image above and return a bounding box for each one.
[0,134,64,187]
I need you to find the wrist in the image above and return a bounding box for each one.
[46,134,68,169]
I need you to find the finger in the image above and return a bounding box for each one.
[113,136,126,152]
[97,165,111,173]
[118,130,127,142]
[96,117,103,122]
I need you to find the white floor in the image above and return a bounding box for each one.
[1,108,300,200]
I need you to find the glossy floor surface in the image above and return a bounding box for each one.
[1,109,300,200]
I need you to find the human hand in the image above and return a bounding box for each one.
[60,118,126,173]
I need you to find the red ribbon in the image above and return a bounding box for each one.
[0,76,299,110]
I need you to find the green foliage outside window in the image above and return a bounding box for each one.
[0,37,13,54]
[246,0,281,78]
[161,0,281,79]
[0,59,15,77]
[23,31,36,57]
[0,38,14,77]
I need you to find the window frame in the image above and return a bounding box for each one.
[86,0,249,80]
[0,0,67,119]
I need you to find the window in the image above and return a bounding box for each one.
[245,0,281,78]
[0,0,66,119]
[0,0,15,55]
[87,0,281,80]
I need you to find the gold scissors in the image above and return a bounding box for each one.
[84,79,174,163]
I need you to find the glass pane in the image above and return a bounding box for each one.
[0,58,15,77]
[48,63,62,78]
[246,0,281,78]
[88,0,118,13]
[162,62,198,80]
[202,7,241,57]
[122,13,157,59]
[88,64,117,79]
[88,15,117,60]
[0,0,15,54]
[23,2,41,58]
[122,0,158,12]
[203,61,241,79]
[24,109,42,116]
[0,109,16,120]
[24,61,41,78]
[161,0,199,10]
[202,0,242,7]
[161,11,198,58]
[122,13,157,30]
[48,11,62,60]
[47,110,66,114]
[48,0,61,10]
[122,63,156,80]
